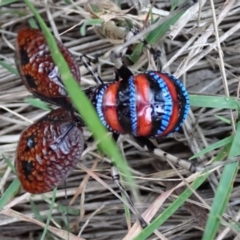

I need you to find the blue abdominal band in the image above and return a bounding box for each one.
[147,71,173,136]
[128,76,137,136]
[164,73,190,132]
[95,85,109,129]
[129,72,173,137]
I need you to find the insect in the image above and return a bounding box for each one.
[15,108,84,194]
[85,69,190,138]
[15,26,190,227]
[15,28,81,110]
[82,27,189,145]
[15,28,84,194]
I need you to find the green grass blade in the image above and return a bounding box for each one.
[54,203,80,216]
[202,121,240,240]
[134,179,205,240]
[170,0,180,12]
[190,135,233,160]
[0,60,19,76]
[190,95,239,109]
[28,17,38,29]
[130,7,187,62]
[0,0,18,6]
[134,146,230,240]
[40,188,57,240]
[41,194,70,230]
[3,155,16,173]
[30,199,43,222]
[214,115,231,124]
[25,98,51,111]
[122,193,131,227]
[0,179,21,211]
[80,19,104,36]
[145,11,184,45]
[31,199,54,239]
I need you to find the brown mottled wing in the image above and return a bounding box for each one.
[15,28,81,110]
[15,108,84,194]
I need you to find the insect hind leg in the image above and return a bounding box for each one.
[80,54,104,85]
[111,163,147,228]
[130,28,161,60]
[110,27,162,80]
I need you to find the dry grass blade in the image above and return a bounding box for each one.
[1,0,240,239]
[1,208,85,240]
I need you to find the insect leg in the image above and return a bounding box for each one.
[128,28,161,60]
[80,54,104,85]
[111,163,147,228]
[133,137,197,173]
[110,29,135,81]
[110,27,161,80]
